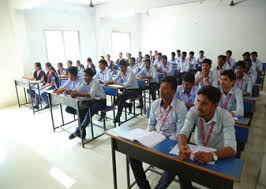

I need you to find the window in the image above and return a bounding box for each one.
[111,32,131,59]
[44,30,81,64]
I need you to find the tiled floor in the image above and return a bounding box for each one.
[0,90,265,189]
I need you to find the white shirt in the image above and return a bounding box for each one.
[113,68,138,89]
[196,56,206,64]
[129,64,140,74]
[136,67,159,83]
[75,79,106,99]
[179,58,190,72]
[253,59,263,72]
[195,70,218,88]
[94,67,112,84]
[226,57,236,69]
[234,74,253,95]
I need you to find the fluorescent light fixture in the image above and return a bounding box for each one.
[50,167,76,188]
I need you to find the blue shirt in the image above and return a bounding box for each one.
[61,76,83,90]
[175,85,199,107]
[75,79,106,99]
[136,67,159,83]
[113,69,138,89]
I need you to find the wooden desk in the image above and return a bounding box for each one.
[105,126,244,189]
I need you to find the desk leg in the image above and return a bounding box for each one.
[37,84,42,110]
[111,138,118,189]
[14,82,21,107]
[48,94,55,132]
[126,157,130,189]
[60,104,65,126]
[90,108,94,140]
[77,104,84,148]
[24,88,28,104]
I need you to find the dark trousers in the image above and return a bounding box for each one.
[116,89,142,118]
[65,106,87,124]
[75,99,106,133]
[129,157,193,189]
[150,82,160,101]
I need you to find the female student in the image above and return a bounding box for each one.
[86,57,96,76]
[57,62,66,76]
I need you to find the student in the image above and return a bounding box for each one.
[149,50,154,63]
[178,86,236,189]
[136,59,159,101]
[54,66,83,95]
[94,59,112,84]
[176,49,181,62]
[86,58,96,76]
[62,60,73,77]
[129,76,187,189]
[179,51,190,73]
[225,50,236,69]
[107,59,142,123]
[126,52,132,64]
[157,55,172,76]
[187,51,196,71]
[128,57,139,74]
[219,70,244,117]
[242,52,251,61]
[153,52,162,68]
[234,61,253,96]
[57,62,66,76]
[115,52,123,65]
[109,63,118,76]
[136,51,143,66]
[245,58,257,84]
[106,54,114,68]
[196,50,205,65]
[23,62,46,82]
[211,55,229,78]
[176,72,198,110]
[195,58,218,88]
[76,60,85,77]
[251,51,263,72]
[38,62,59,109]
[68,68,107,140]
[169,52,178,76]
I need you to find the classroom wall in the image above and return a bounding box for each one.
[0,0,24,108]
[20,3,97,76]
[140,0,266,63]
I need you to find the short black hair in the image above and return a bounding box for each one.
[251,51,257,56]
[84,68,94,77]
[87,57,92,62]
[218,55,226,62]
[182,51,187,56]
[68,66,78,76]
[143,58,151,65]
[202,58,212,66]
[99,59,107,66]
[160,76,178,91]
[220,70,236,81]
[236,61,246,69]
[226,50,232,54]
[242,52,250,57]
[58,62,63,67]
[119,59,128,66]
[183,72,195,84]
[130,57,136,62]
[176,49,181,53]
[67,60,72,65]
[198,86,221,105]
[35,62,42,69]
[144,54,150,59]
[199,50,204,54]
[189,51,194,56]
[161,55,167,60]
[171,52,176,56]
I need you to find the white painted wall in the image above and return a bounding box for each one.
[140,0,266,63]
[0,0,24,107]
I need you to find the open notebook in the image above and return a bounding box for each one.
[170,144,216,164]
[117,128,166,148]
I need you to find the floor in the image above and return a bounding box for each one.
[0,89,265,189]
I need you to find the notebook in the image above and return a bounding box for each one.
[117,128,166,148]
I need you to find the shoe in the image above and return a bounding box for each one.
[43,105,49,109]
[33,105,39,110]
[69,131,86,140]
[127,103,132,115]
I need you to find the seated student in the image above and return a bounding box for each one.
[212,55,229,78]
[67,68,106,140]
[115,52,124,65]
[245,58,257,84]
[178,86,237,189]
[86,58,96,76]
[129,76,187,189]
[76,60,85,77]
[106,54,114,68]
[109,63,118,76]
[242,52,251,61]
[169,52,178,76]
[126,52,132,64]
[107,59,143,123]
[234,61,253,96]
[251,51,263,72]
[225,50,236,69]
[139,54,151,70]
[176,72,198,110]
[179,51,190,73]
[195,58,218,88]
[94,59,112,84]
[187,51,196,70]
[136,51,143,66]
[34,62,59,109]
[128,57,139,74]
[23,62,46,82]
[219,70,244,117]
[153,52,162,68]
[149,50,155,63]
[136,59,159,101]
[157,55,173,76]
[196,50,205,66]
[57,62,66,76]
[176,49,181,62]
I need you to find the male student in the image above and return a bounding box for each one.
[137,51,143,66]
[116,52,123,65]
[94,59,112,84]
[196,50,205,65]
[219,70,244,117]
[86,58,96,76]
[242,52,251,61]
[211,55,229,78]
[195,58,218,88]
[234,61,253,96]
[107,59,142,123]
[245,58,257,84]
[187,51,196,71]
[129,76,188,189]
[176,49,181,62]
[68,68,106,140]
[178,86,237,189]
[136,59,159,101]
[176,72,198,110]
[153,52,162,67]
[128,57,140,74]
[251,51,263,72]
[106,54,114,68]
[157,55,173,76]
[179,51,190,73]
[225,50,236,69]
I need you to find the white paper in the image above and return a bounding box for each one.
[136,131,166,148]
[118,128,148,141]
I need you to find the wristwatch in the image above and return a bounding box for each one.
[212,152,218,161]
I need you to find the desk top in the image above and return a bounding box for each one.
[106,126,243,182]
[243,96,256,102]
[106,84,125,89]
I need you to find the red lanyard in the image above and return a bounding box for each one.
[159,106,172,131]
[220,93,232,109]
[200,118,216,146]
